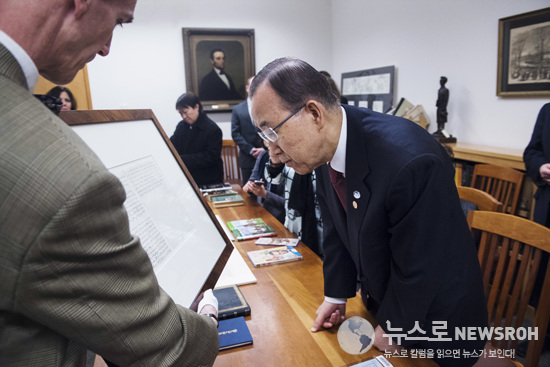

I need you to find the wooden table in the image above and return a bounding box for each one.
[211,189,435,367]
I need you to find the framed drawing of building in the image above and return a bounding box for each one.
[497,7,550,97]
[182,28,255,111]
[59,109,233,308]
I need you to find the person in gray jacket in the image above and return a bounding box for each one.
[0,0,219,366]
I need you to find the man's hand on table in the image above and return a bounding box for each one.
[311,300,346,332]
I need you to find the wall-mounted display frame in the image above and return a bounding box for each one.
[341,65,395,113]
[497,7,550,97]
[59,109,233,308]
[182,28,255,112]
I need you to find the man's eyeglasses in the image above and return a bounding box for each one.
[256,105,305,143]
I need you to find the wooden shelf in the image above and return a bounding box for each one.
[448,142,525,171]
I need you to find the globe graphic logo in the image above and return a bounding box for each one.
[337,316,375,355]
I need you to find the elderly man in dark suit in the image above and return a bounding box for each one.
[199,48,242,101]
[0,0,219,366]
[249,57,511,367]
[232,76,265,184]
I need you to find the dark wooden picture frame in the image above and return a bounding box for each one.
[497,7,550,97]
[182,28,255,111]
[59,109,233,307]
[341,65,395,113]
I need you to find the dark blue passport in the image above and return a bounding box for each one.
[218,316,253,351]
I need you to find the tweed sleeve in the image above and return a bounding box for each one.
[17,169,219,367]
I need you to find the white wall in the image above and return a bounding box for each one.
[87,0,548,150]
[330,0,549,150]
[87,0,333,139]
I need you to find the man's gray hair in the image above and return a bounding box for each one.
[250,57,340,111]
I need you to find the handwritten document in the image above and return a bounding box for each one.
[342,73,391,95]
[111,156,195,270]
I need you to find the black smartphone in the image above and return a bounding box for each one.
[253,180,265,186]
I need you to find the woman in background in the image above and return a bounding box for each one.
[46,86,77,111]
[244,144,286,224]
[260,147,324,259]
[170,92,223,187]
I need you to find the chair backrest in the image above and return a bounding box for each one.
[457,186,503,213]
[470,164,524,215]
[221,139,241,185]
[467,211,550,367]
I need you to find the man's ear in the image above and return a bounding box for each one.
[305,100,325,130]
[73,0,90,19]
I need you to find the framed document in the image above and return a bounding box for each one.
[341,65,395,113]
[59,109,233,308]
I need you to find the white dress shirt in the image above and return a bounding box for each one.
[214,67,231,90]
[0,30,38,91]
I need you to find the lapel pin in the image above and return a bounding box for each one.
[353,201,358,209]
[353,191,361,199]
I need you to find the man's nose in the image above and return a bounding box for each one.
[98,35,113,57]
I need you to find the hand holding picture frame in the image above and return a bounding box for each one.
[59,109,233,308]
[497,7,550,97]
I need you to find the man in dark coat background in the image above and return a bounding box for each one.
[232,76,265,184]
[523,103,550,319]
[524,103,550,228]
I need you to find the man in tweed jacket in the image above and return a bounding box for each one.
[0,0,219,366]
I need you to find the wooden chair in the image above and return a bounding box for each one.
[467,211,550,367]
[221,139,241,185]
[457,186,503,213]
[470,164,524,215]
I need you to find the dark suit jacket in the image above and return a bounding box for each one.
[170,112,224,187]
[524,103,550,226]
[199,69,242,101]
[315,105,487,361]
[231,100,264,172]
[0,43,219,366]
